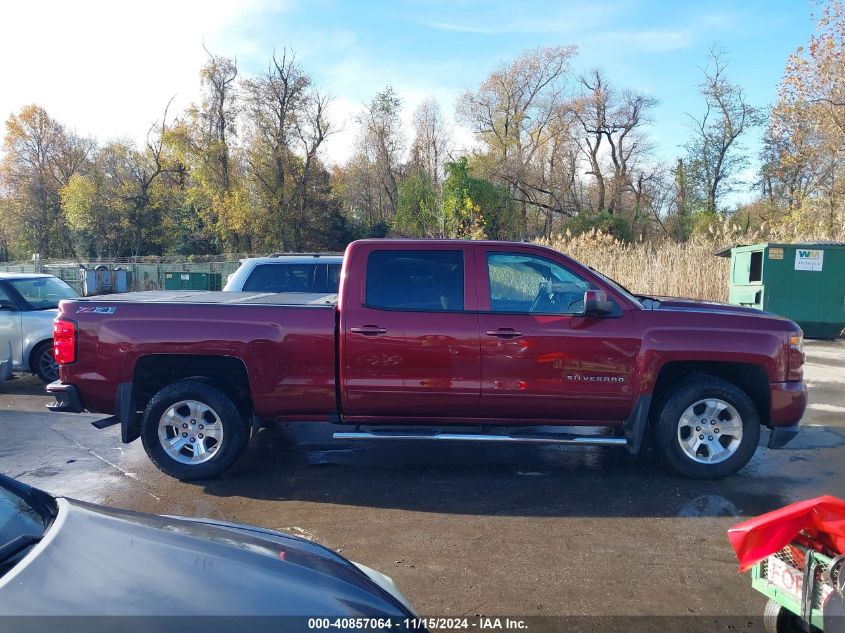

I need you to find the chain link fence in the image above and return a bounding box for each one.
[0,259,242,294]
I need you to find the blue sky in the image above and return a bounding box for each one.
[2,0,818,199]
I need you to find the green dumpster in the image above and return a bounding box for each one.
[721,241,845,339]
[163,272,223,291]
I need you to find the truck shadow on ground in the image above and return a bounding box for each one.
[193,422,840,519]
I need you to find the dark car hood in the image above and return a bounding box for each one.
[0,497,412,617]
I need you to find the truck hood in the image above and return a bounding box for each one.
[642,295,787,320]
[0,496,415,617]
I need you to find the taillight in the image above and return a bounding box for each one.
[786,332,804,381]
[53,319,76,365]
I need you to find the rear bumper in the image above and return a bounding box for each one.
[46,381,84,413]
[767,381,807,449]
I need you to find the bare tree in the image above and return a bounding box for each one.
[356,86,405,224]
[457,46,577,230]
[242,49,312,248]
[572,69,656,214]
[629,164,675,237]
[126,100,181,256]
[239,49,338,250]
[410,98,450,184]
[293,89,335,246]
[685,47,760,213]
[199,47,239,191]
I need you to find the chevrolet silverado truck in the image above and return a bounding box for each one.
[46,239,808,481]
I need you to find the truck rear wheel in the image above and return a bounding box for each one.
[141,381,250,481]
[655,376,760,479]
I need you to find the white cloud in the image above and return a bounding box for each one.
[0,0,289,147]
[321,96,365,165]
[302,34,480,166]
[0,0,562,169]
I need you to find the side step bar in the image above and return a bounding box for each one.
[333,430,627,447]
[332,395,652,453]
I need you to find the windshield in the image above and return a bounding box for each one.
[8,277,79,310]
[0,483,48,578]
[587,267,643,309]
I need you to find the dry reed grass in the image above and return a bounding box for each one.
[538,216,845,302]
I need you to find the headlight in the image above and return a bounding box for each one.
[353,562,418,616]
[787,332,805,381]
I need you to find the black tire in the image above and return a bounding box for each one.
[763,599,803,633]
[32,341,58,384]
[141,381,250,481]
[655,376,760,479]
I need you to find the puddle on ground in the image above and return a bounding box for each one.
[678,495,739,518]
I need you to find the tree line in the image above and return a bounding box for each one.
[1,1,843,262]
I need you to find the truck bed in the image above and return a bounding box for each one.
[72,290,338,307]
[56,290,340,419]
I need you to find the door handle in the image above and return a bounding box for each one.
[350,325,388,335]
[485,328,523,339]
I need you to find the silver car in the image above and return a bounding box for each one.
[224,254,343,294]
[0,273,79,383]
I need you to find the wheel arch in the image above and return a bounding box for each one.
[132,354,253,415]
[119,355,253,445]
[27,338,53,373]
[650,360,770,427]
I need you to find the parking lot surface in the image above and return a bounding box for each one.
[1,339,843,627]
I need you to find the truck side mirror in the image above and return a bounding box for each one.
[583,290,619,317]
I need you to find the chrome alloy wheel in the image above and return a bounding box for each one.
[677,398,743,464]
[157,400,224,465]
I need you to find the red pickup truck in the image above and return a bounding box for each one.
[47,239,808,481]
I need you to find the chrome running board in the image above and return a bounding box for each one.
[333,430,627,446]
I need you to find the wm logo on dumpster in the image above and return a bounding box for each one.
[794,249,824,271]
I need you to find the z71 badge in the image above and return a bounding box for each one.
[76,306,117,314]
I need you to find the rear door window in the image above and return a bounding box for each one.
[242,264,317,293]
[365,250,464,311]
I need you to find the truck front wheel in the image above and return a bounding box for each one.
[141,381,250,481]
[655,376,760,479]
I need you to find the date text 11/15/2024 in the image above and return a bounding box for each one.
[307,617,528,630]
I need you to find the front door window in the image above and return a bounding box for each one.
[487,252,593,314]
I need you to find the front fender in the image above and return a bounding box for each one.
[635,326,787,395]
